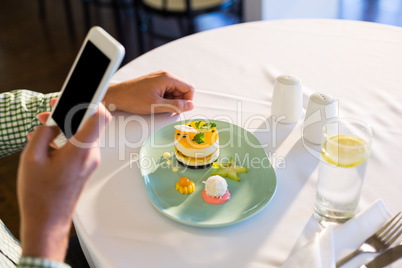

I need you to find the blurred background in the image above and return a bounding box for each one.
[1,0,402,240]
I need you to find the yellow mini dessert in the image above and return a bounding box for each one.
[175,176,195,194]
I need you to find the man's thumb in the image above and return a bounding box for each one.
[68,103,111,148]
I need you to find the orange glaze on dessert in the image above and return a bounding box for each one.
[175,121,218,149]
[202,189,231,205]
[175,177,195,194]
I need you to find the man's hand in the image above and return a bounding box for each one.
[18,103,111,262]
[103,71,195,114]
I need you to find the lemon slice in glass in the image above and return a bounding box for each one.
[322,135,369,168]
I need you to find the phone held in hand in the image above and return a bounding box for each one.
[46,26,125,148]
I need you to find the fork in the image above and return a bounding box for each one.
[336,212,402,267]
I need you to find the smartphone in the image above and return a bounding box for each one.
[46,26,125,147]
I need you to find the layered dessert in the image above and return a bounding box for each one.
[174,121,219,168]
[202,175,230,205]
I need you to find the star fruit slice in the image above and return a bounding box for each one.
[211,157,247,182]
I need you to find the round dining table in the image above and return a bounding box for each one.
[74,19,402,267]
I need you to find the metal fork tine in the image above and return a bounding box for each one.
[383,217,402,240]
[376,212,401,236]
[380,215,402,241]
[380,218,402,242]
[385,224,402,245]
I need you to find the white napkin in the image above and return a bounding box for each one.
[282,200,394,268]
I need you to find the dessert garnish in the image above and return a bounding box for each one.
[194,121,216,130]
[193,132,205,144]
[175,176,195,194]
[211,157,247,182]
[174,125,198,133]
[172,166,179,172]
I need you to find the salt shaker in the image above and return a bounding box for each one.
[271,75,303,124]
[302,92,338,144]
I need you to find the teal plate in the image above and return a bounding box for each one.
[138,120,277,227]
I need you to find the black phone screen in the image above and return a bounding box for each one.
[52,40,110,138]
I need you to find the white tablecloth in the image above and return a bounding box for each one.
[74,19,402,267]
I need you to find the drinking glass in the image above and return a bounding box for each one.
[314,118,373,226]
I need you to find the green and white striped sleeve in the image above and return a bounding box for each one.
[0,219,21,267]
[0,90,60,158]
[17,257,71,268]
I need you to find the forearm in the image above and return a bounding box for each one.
[0,90,59,158]
[18,177,79,262]
[20,216,71,262]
